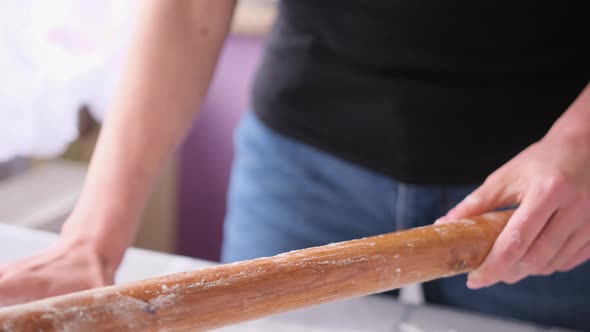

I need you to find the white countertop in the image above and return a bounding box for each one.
[0,223,573,332]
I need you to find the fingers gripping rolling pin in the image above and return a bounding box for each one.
[0,210,513,331]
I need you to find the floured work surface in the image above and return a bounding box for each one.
[0,224,577,332]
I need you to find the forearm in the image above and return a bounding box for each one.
[63,0,236,268]
[545,83,590,142]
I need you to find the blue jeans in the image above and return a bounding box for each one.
[221,113,590,331]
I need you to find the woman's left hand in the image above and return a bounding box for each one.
[438,87,590,289]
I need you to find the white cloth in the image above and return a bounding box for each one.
[0,0,138,162]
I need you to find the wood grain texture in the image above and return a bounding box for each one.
[0,210,513,332]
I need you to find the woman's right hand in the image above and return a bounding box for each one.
[0,0,239,308]
[0,227,116,307]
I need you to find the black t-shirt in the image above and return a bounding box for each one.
[253,0,590,184]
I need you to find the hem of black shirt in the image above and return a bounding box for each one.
[253,110,486,186]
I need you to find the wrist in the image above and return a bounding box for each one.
[60,209,133,271]
[544,118,590,147]
[59,228,121,278]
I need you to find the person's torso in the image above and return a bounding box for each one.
[253,0,590,184]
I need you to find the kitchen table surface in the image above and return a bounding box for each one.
[0,223,575,332]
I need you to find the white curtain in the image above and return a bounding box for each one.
[0,0,139,162]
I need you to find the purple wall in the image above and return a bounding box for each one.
[177,35,265,261]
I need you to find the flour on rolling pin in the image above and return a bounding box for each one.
[0,210,513,331]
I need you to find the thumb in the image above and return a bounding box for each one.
[438,175,516,223]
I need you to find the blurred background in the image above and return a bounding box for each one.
[0,0,277,261]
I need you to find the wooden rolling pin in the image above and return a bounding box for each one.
[0,210,513,332]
